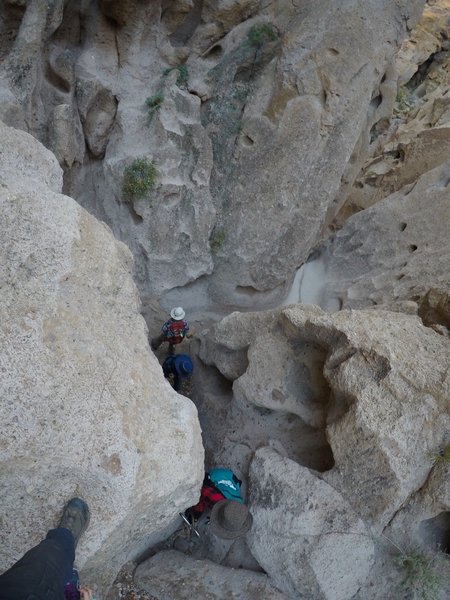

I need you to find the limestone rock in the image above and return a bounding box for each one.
[0,121,204,595]
[0,0,426,317]
[282,305,450,527]
[248,447,375,600]
[300,160,450,311]
[194,303,449,597]
[197,304,450,528]
[76,79,118,158]
[134,549,288,600]
[48,103,85,167]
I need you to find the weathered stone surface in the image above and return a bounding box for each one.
[0,0,426,321]
[0,121,204,595]
[48,103,85,167]
[298,160,450,312]
[248,447,375,600]
[194,303,450,597]
[134,549,288,600]
[194,305,334,476]
[76,81,118,157]
[282,305,450,527]
[197,304,450,527]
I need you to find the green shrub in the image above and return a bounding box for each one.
[145,92,164,120]
[163,65,189,87]
[394,87,413,116]
[395,551,446,600]
[247,23,278,48]
[210,228,226,253]
[122,158,157,200]
[431,443,450,467]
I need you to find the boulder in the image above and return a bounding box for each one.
[134,549,288,600]
[282,305,450,527]
[196,304,450,529]
[48,103,85,167]
[297,160,450,312]
[0,121,204,595]
[247,446,375,600]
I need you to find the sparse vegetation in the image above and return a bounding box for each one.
[394,551,447,600]
[247,23,278,48]
[210,228,226,254]
[163,65,189,87]
[122,158,157,200]
[394,86,414,116]
[145,92,164,121]
[430,443,450,467]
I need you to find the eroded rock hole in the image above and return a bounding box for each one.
[203,44,223,59]
[399,222,407,231]
[418,512,450,554]
[409,244,418,253]
[370,94,382,110]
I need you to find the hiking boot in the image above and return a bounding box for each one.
[59,497,90,546]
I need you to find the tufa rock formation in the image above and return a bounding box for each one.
[0,121,204,595]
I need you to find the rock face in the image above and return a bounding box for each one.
[134,549,288,600]
[193,303,450,598]
[296,159,450,312]
[306,1,450,314]
[0,0,425,319]
[248,447,375,600]
[0,121,204,595]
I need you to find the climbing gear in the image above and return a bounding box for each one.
[165,320,187,344]
[209,500,253,539]
[59,497,90,547]
[179,512,200,538]
[170,306,186,320]
[207,468,243,502]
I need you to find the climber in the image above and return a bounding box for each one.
[162,353,193,392]
[0,497,93,600]
[151,307,190,354]
[185,468,244,524]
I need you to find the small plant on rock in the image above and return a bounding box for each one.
[394,86,414,116]
[430,443,450,467]
[247,23,278,48]
[122,158,157,201]
[163,65,189,87]
[145,92,164,121]
[394,551,446,600]
[210,228,226,254]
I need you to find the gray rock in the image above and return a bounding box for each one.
[0,121,204,595]
[300,160,450,312]
[247,446,375,600]
[48,103,85,167]
[134,549,288,599]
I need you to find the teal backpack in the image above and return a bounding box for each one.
[207,468,243,502]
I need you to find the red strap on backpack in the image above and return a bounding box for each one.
[168,320,185,344]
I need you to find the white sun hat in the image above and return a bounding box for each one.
[170,306,186,320]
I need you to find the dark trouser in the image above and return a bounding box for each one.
[0,527,75,600]
[162,358,181,391]
[151,335,177,355]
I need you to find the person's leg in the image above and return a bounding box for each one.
[151,334,164,350]
[0,497,89,600]
[0,527,75,600]
[173,371,181,391]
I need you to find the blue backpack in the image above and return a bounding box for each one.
[207,468,243,502]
